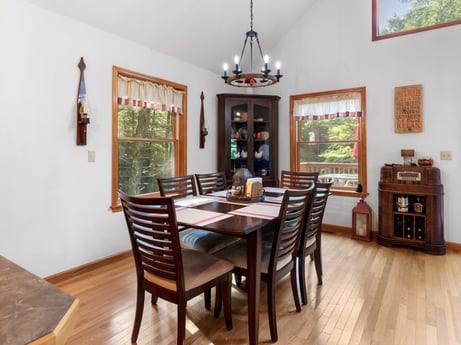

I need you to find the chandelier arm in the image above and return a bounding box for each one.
[238,35,250,72]
[255,37,265,62]
[250,38,254,72]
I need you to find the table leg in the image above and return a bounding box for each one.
[246,228,262,345]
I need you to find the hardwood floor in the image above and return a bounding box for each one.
[53,233,461,345]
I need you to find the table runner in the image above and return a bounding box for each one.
[263,187,287,194]
[175,207,233,226]
[229,202,281,219]
[174,196,215,207]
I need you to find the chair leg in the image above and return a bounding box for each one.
[204,288,211,310]
[131,285,145,342]
[151,294,158,305]
[177,303,186,345]
[214,284,222,318]
[267,280,278,342]
[290,268,301,312]
[298,255,308,305]
[235,272,242,287]
[316,232,323,276]
[223,274,233,330]
[313,248,323,285]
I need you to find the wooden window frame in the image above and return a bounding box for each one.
[110,66,187,212]
[372,0,461,41]
[289,87,367,198]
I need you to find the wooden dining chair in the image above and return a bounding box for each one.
[157,175,239,309]
[195,172,227,195]
[157,175,198,199]
[280,169,320,188]
[215,186,316,342]
[158,174,240,254]
[119,191,233,345]
[298,180,333,305]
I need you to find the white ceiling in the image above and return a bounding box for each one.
[24,0,317,75]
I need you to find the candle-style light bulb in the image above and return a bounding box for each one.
[275,61,281,75]
[234,55,240,74]
[223,63,228,77]
[263,55,269,73]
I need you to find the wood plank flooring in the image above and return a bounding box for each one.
[54,233,461,345]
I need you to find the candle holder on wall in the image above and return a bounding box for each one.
[199,91,208,148]
[76,57,90,145]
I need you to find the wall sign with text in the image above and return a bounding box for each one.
[394,84,422,133]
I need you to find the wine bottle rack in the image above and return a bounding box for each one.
[378,165,445,255]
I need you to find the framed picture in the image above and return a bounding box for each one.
[394,84,422,133]
[372,0,461,41]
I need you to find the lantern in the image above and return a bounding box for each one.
[352,195,372,241]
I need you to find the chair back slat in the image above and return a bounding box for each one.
[303,181,333,242]
[271,184,316,269]
[280,170,319,189]
[119,192,184,289]
[195,172,227,194]
[157,175,197,199]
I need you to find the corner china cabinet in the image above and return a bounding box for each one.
[217,94,280,186]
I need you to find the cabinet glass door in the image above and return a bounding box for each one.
[230,103,250,173]
[253,103,270,177]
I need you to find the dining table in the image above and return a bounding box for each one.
[173,187,286,345]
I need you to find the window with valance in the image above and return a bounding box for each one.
[111,67,187,211]
[289,87,367,196]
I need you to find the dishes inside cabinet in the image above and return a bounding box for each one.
[261,131,270,140]
[238,127,248,140]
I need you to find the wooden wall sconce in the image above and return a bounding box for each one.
[76,57,90,145]
[199,91,208,148]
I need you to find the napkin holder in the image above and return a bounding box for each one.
[246,178,263,198]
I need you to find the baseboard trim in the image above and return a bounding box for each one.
[45,251,132,285]
[323,223,351,234]
[46,227,460,284]
[322,223,460,250]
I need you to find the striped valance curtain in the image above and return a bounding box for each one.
[117,75,184,114]
[293,92,362,120]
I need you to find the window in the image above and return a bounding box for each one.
[111,66,187,211]
[289,87,367,197]
[373,0,461,40]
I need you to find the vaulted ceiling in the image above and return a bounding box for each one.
[24,0,318,75]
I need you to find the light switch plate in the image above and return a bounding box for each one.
[88,150,96,162]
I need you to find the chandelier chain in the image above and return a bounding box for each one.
[250,0,254,31]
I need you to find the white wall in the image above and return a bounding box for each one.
[1,0,459,278]
[0,0,224,277]
[274,0,461,243]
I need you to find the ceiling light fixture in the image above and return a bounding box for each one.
[221,0,282,87]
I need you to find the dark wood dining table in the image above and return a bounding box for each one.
[174,191,284,345]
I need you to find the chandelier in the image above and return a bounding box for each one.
[221,0,282,87]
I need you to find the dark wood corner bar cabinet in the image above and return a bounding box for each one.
[378,164,446,255]
[217,93,280,187]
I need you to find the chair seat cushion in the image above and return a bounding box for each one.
[180,229,241,254]
[144,249,234,292]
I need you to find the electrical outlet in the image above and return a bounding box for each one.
[440,150,452,160]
